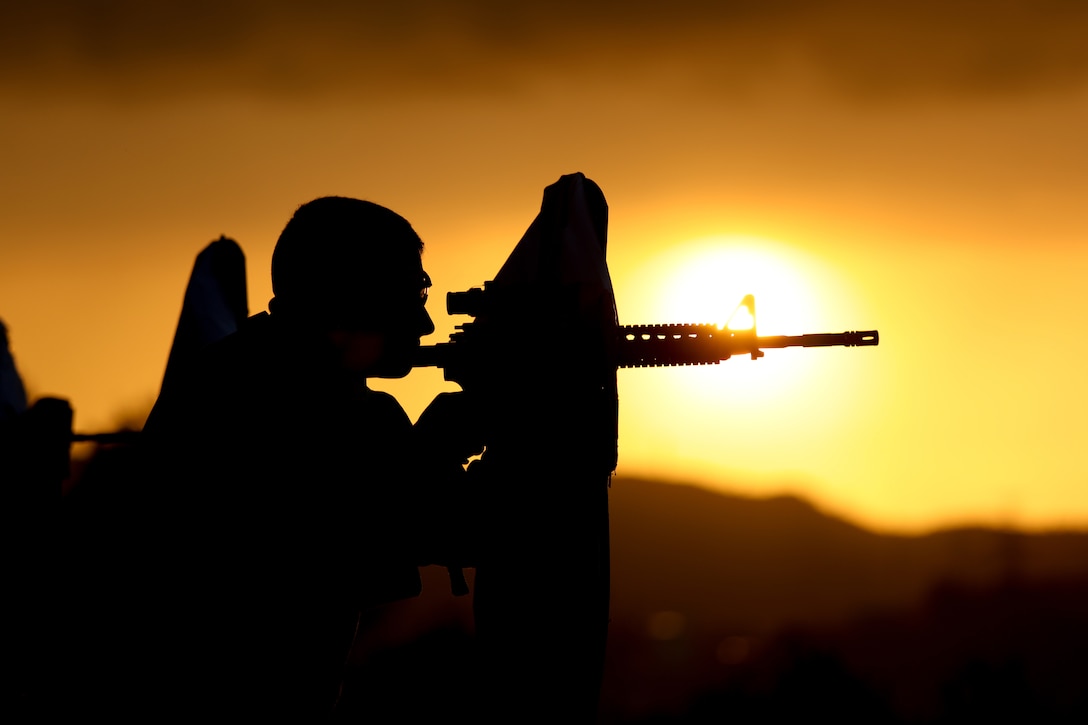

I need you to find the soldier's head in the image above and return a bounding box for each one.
[269,196,434,377]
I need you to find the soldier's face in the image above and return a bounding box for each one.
[329,261,434,378]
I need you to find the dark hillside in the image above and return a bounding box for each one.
[608,477,1088,636]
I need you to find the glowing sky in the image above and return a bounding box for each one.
[5,1,1087,531]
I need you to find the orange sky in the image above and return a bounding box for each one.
[5,1,1087,532]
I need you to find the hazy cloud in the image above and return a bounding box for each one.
[3,0,1087,101]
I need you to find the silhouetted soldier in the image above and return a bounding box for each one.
[111,197,479,718]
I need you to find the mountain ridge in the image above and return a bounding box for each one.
[607,476,1088,635]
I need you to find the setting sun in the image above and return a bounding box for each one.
[625,236,830,335]
[616,234,850,408]
[612,232,885,513]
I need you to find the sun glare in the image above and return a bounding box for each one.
[647,236,824,334]
[616,234,849,462]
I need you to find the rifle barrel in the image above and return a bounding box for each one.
[753,330,880,349]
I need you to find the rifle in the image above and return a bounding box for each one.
[415,291,878,375]
[410,173,878,722]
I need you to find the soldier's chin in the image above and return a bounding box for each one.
[367,350,415,378]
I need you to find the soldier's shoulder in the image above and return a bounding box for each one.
[197,312,274,366]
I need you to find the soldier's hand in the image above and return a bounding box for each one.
[414,391,485,465]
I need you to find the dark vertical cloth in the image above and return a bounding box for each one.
[124,311,423,718]
[0,318,28,423]
[468,173,615,722]
[157,236,249,404]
